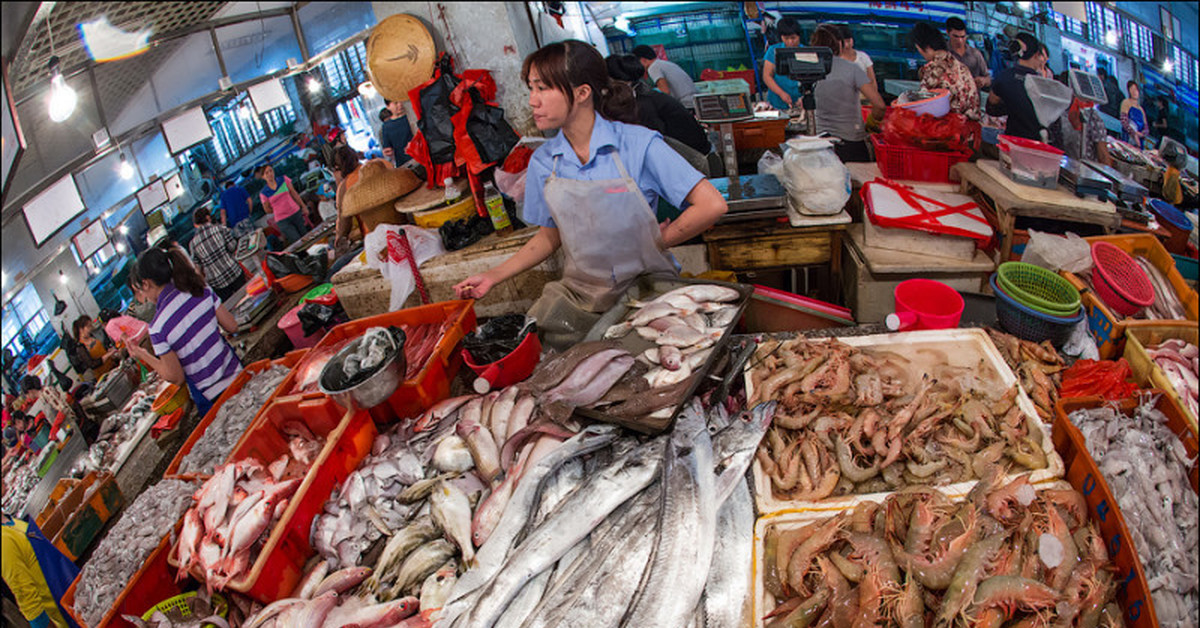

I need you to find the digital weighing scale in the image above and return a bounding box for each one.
[711,174,788,222]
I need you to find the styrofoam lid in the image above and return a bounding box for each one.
[865,182,993,240]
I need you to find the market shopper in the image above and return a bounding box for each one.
[763,17,803,110]
[124,247,242,418]
[189,207,247,303]
[1120,81,1149,148]
[911,22,981,120]
[255,162,308,245]
[945,17,991,89]
[331,144,365,251]
[380,99,414,167]
[605,54,711,155]
[810,24,886,162]
[453,40,727,350]
[986,32,1045,140]
[70,316,117,380]
[1,513,79,628]
[837,24,876,88]
[631,45,697,111]
[1096,66,1124,118]
[218,180,252,229]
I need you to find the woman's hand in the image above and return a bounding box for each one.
[779,92,794,108]
[454,271,499,300]
[125,343,149,362]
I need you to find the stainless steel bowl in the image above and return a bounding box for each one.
[318,330,407,410]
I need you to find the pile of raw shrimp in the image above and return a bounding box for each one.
[750,337,1050,501]
[762,472,1122,628]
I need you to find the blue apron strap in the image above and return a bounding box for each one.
[19,516,81,628]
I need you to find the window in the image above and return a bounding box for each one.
[2,284,55,366]
[205,91,296,168]
[1121,18,1155,61]
[1050,10,1085,38]
[1174,46,1199,91]
[1161,7,1180,43]
[1086,2,1120,50]
[318,41,369,100]
[84,243,117,277]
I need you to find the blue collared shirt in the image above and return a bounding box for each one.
[522,115,704,229]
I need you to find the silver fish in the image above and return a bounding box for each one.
[702,464,754,628]
[622,400,716,627]
[711,402,776,505]
[431,480,476,566]
[368,517,442,591]
[461,436,666,627]
[488,386,520,446]
[419,559,459,612]
[433,435,475,474]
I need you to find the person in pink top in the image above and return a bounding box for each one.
[255,162,309,245]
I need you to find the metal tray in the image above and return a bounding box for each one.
[578,274,753,434]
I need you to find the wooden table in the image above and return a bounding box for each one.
[703,217,849,300]
[953,161,1123,262]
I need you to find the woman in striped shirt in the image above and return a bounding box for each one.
[125,246,243,416]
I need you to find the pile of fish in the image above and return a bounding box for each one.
[122,589,228,628]
[1067,397,1198,627]
[1,464,40,515]
[178,366,290,475]
[434,400,775,628]
[1132,256,1188,320]
[749,336,1051,501]
[341,327,400,383]
[1145,338,1199,418]
[175,424,325,591]
[762,472,1121,627]
[243,565,422,627]
[987,328,1066,421]
[604,283,741,391]
[75,478,200,626]
[93,386,157,469]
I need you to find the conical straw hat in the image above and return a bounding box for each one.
[342,159,422,217]
[367,14,437,102]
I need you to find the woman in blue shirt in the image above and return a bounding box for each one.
[454,40,728,349]
[763,17,803,110]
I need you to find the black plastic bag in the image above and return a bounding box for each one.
[266,251,328,280]
[438,214,494,251]
[297,301,347,337]
[465,87,520,165]
[418,56,461,165]
[463,314,536,364]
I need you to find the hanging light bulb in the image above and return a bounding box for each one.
[1163,59,1174,74]
[47,57,78,123]
[59,270,69,285]
[307,77,322,94]
[358,81,378,99]
[1104,30,1119,48]
[115,242,127,253]
[118,153,135,179]
[118,225,129,235]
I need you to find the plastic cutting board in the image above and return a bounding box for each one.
[863,178,993,241]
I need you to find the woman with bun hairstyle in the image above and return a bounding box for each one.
[986,32,1047,140]
[124,245,242,416]
[454,40,727,350]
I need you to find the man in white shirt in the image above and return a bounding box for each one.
[632,45,697,111]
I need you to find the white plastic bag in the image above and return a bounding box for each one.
[778,138,851,219]
[758,150,784,177]
[1062,319,1099,360]
[363,224,446,310]
[1022,230,1092,274]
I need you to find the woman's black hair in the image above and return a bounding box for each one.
[777,17,800,37]
[911,22,948,52]
[72,316,92,341]
[1126,80,1139,92]
[521,40,637,125]
[137,245,206,297]
[1009,32,1042,61]
[21,375,42,392]
[810,24,842,55]
[836,24,854,41]
[332,145,362,177]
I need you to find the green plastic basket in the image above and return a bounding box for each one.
[143,592,228,624]
[996,262,1081,316]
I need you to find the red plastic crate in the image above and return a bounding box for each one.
[1053,393,1199,628]
[169,395,376,603]
[164,350,307,477]
[870,134,970,183]
[62,511,187,628]
[276,300,477,423]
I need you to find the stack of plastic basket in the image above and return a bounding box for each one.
[991,261,1083,346]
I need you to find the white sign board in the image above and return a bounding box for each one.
[164,171,184,200]
[72,219,107,260]
[161,106,213,154]
[23,175,85,246]
[248,77,290,115]
[137,179,168,213]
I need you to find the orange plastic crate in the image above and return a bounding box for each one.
[169,395,376,603]
[163,350,306,477]
[276,300,477,423]
[1053,393,1199,628]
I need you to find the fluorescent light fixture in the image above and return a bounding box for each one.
[307,78,322,93]
[1104,29,1119,47]
[614,16,633,34]
[1017,1,1033,10]
[47,57,78,123]
[1,271,6,286]
[58,270,68,284]
[118,153,135,179]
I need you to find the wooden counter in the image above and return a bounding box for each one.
[703,217,848,285]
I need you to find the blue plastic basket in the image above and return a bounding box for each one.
[1148,199,1194,232]
[991,274,1083,347]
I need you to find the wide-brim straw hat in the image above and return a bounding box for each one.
[367,14,437,102]
[343,159,422,217]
